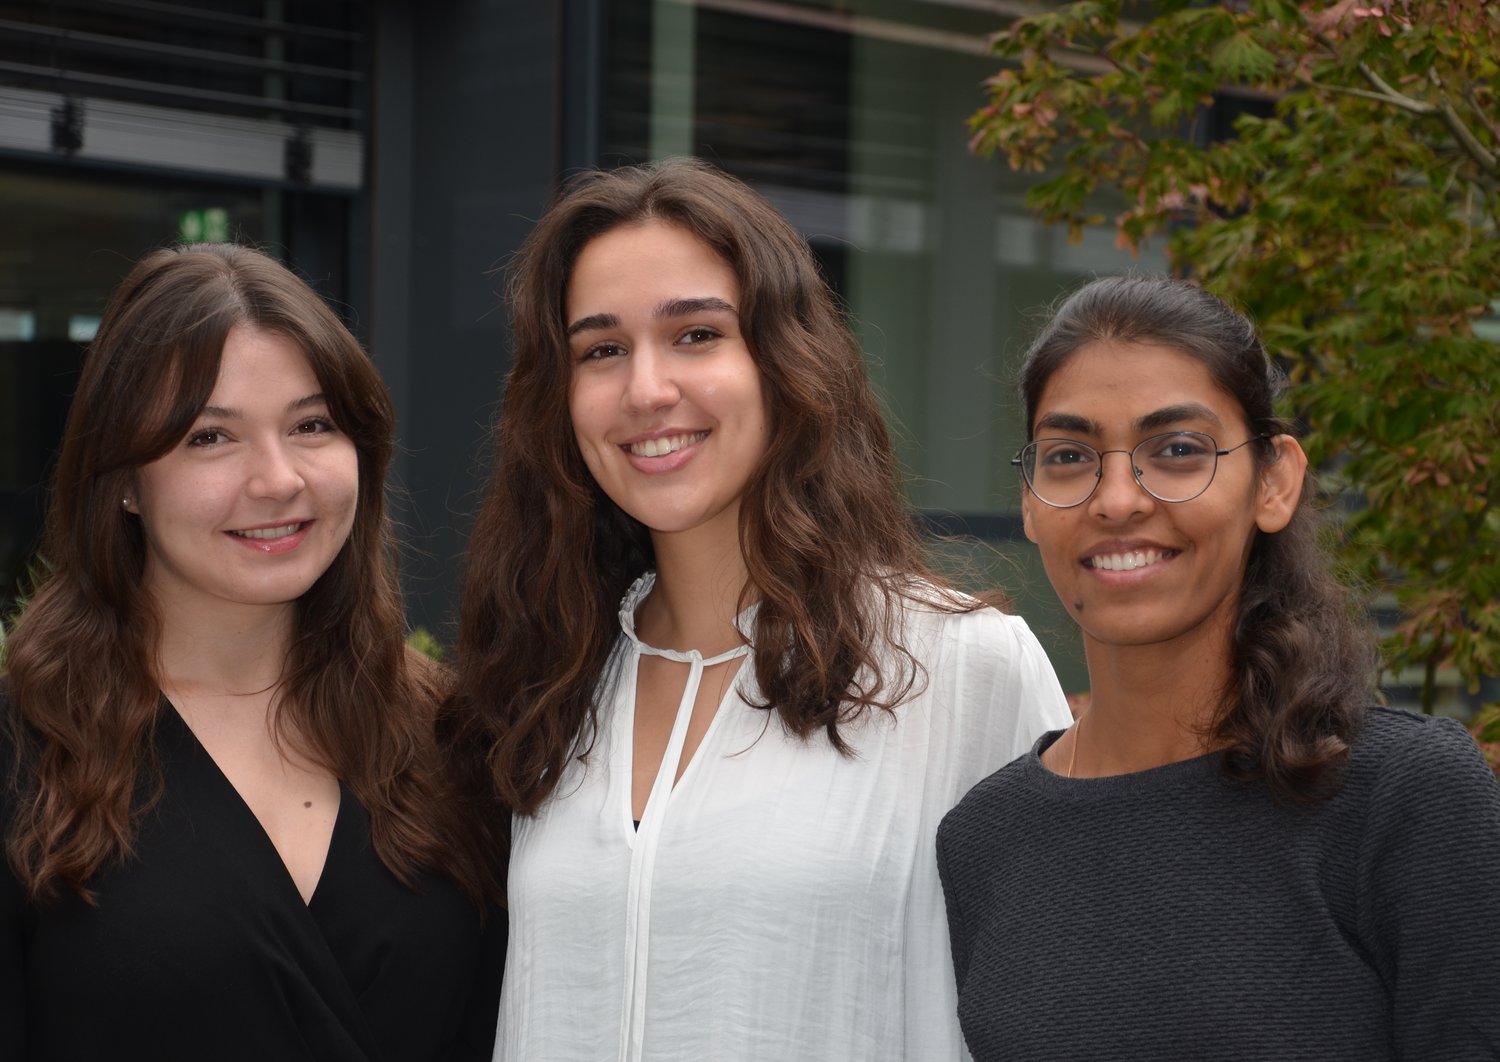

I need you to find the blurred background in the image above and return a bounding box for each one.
[6,1,1467,713]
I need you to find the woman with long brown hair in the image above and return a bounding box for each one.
[450,158,1070,1060]
[937,275,1500,1060]
[0,244,504,1060]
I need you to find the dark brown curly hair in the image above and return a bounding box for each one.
[450,158,979,815]
[1019,275,1377,800]
[4,243,495,902]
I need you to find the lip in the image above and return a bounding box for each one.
[1080,539,1180,579]
[225,520,313,555]
[620,428,709,473]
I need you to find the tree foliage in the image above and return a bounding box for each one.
[971,0,1499,722]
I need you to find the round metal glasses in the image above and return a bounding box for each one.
[1012,431,1267,508]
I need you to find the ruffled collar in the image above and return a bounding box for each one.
[617,571,756,665]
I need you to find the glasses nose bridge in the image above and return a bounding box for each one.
[1092,445,1146,494]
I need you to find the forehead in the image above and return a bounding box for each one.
[204,325,320,400]
[1033,340,1247,434]
[565,220,737,315]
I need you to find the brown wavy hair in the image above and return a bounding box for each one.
[1019,275,1377,800]
[451,158,977,815]
[3,243,494,902]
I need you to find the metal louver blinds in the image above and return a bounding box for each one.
[0,1,366,189]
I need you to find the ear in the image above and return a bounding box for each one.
[1021,485,1039,544]
[1254,434,1307,534]
[122,475,141,515]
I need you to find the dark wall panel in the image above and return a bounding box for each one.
[370,1,570,640]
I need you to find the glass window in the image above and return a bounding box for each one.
[0,162,339,615]
[597,0,1168,692]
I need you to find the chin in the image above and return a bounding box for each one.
[1081,617,1186,649]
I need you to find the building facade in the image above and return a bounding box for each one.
[1,0,1182,694]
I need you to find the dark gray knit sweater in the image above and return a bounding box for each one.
[936,707,1500,1061]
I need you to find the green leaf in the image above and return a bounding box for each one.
[1210,32,1278,84]
[967,0,1500,718]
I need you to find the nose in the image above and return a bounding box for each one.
[246,440,306,500]
[1086,448,1154,521]
[621,346,680,413]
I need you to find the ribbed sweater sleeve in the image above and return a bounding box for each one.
[1356,714,1500,1058]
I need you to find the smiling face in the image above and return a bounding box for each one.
[129,323,359,618]
[565,219,770,551]
[1021,340,1304,659]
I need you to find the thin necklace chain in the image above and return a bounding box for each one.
[1066,712,1083,779]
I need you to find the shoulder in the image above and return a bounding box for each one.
[1352,706,1496,795]
[888,582,1070,733]
[1346,707,1500,873]
[892,581,1044,656]
[951,745,1040,806]
[937,736,1050,846]
[898,594,1063,707]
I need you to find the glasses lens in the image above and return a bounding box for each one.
[1132,432,1218,502]
[1023,439,1100,507]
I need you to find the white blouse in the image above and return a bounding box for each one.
[495,573,1070,1062]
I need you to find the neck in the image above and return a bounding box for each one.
[1075,621,1235,774]
[152,597,295,700]
[639,523,753,656]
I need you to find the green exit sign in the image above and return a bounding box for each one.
[178,208,230,243]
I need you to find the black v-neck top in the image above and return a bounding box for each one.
[1,696,505,1062]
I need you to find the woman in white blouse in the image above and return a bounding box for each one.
[450,158,1070,1061]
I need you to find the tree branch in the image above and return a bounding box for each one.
[1464,87,1500,147]
[1305,78,1434,113]
[1435,96,1499,176]
[1301,49,1499,177]
[1416,69,1500,177]
[1308,32,1432,112]
[1300,35,1433,113]
[1356,61,1429,113]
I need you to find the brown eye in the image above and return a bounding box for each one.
[293,417,336,435]
[678,327,721,345]
[580,341,627,362]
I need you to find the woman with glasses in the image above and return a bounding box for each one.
[936,275,1500,1060]
[448,158,1070,1061]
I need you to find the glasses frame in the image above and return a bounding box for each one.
[1012,432,1269,509]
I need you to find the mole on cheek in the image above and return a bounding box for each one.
[1072,600,1084,612]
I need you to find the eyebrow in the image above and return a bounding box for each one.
[198,393,328,419]
[565,295,738,337]
[1034,411,1100,435]
[657,296,737,319]
[1034,402,1224,436]
[1136,403,1223,433]
[565,313,617,337]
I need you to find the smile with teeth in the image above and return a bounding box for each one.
[1088,548,1169,572]
[229,523,305,541]
[628,431,707,458]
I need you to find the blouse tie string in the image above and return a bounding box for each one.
[619,635,751,1062]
